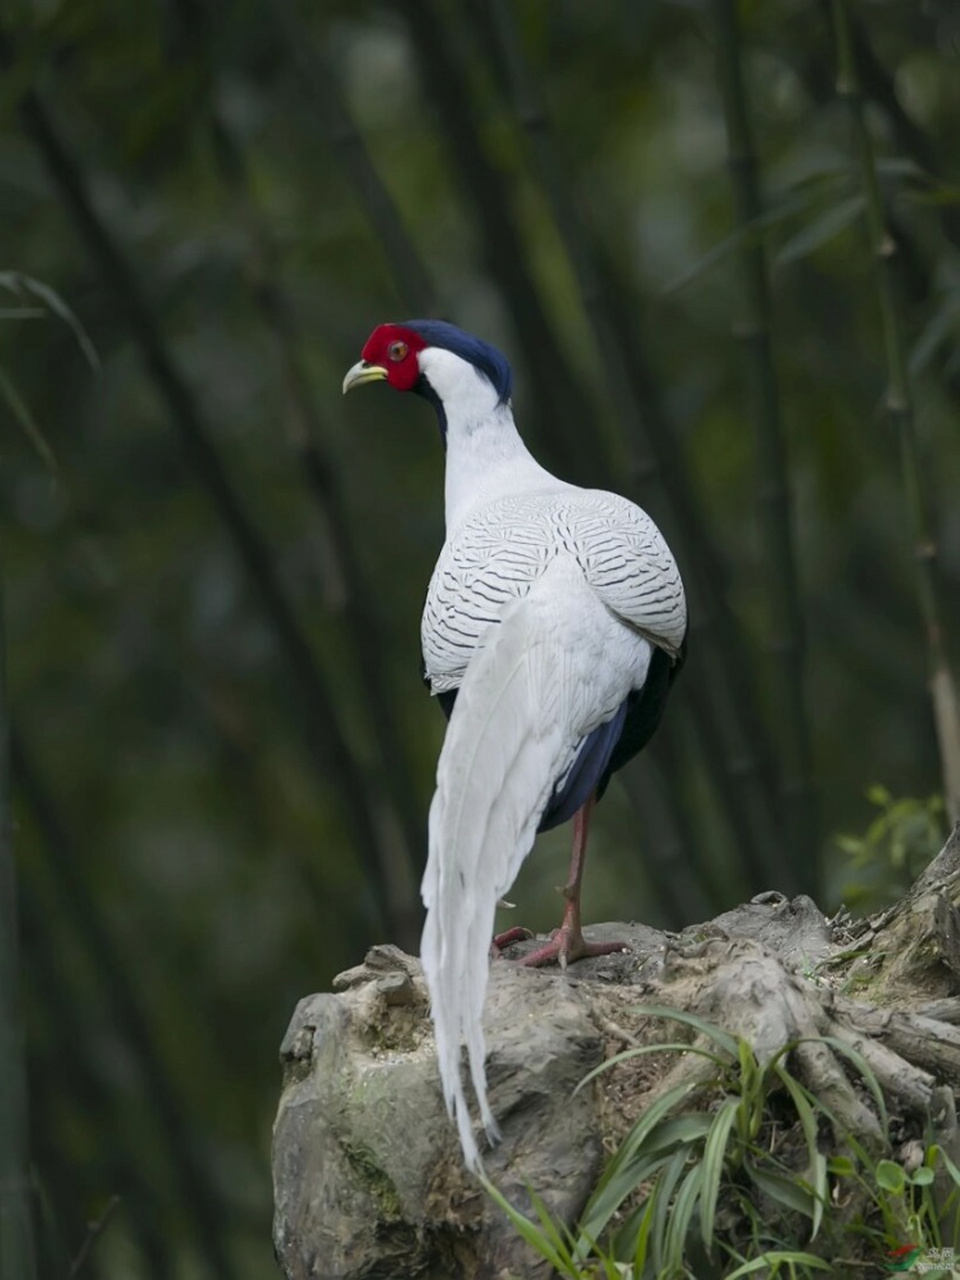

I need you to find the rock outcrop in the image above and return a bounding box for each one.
[273,827,960,1279]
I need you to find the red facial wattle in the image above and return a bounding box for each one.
[359,324,427,391]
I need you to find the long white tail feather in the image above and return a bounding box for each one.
[420,555,652,1169]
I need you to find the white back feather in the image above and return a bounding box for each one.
[420,554,653,1169]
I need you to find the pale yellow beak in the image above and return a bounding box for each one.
[342,360,388,394]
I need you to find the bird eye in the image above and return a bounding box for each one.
[387,340,408,362]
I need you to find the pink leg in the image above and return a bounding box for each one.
[517,793,628,969]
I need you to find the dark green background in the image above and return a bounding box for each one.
[2,0,958,1275]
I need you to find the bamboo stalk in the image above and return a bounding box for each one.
[392,0,602,487]
[830,0,960,821]
[20,868,170,1279]
[620,751,719,926]
[176,0,423,935]
[0,580,37,1280]
[783,21,960,485]
[712,0,819,869]
[468,0,798,893]
[11,728,233,1280]
[275,0,438,318]
[797,4,960,257]
[16,87,413,941]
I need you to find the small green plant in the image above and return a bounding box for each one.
[832,1139,960,1271]
[836,785,945,910]
[484,1009,960,1277]
[483,1008,859,1278]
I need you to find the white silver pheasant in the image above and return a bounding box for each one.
[343,320,687,1170]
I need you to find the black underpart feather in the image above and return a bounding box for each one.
[413,375,448,445]
[425,633,687,827]
[403,319,513,406]
[435,687,457,719]
[596,637,687,801]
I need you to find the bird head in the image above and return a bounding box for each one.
[342,320,513,408]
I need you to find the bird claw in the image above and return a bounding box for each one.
[516,925,629,969]
[490,925,534,958]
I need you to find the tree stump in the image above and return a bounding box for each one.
[272,825,960,1279]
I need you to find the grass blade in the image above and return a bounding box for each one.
[772,1061,819,1154]
[663,1162,704,1268]
[814,1035,889,1136]
[725,1252,833,1278]
[650,1145,692,1273]
[480,1177,572,1274]
[744,1158,817,1221]
[575,1082,701,1254]
[626,1005,741,1058]
[699,1096,740,1249]
[575,1040,725,1095]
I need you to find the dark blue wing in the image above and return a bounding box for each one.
[537,699,629,832]
[426,634,686,828]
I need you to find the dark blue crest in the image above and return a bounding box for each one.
[403,320,513,406]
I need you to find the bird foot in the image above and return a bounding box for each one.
[517,925,628,970]
[490,925,534,958]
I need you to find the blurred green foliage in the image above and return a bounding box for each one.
[1,0,958,1275]
[836,783,945,910]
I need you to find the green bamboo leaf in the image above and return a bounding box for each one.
[660,226,749,298]
[909,182,960,207]
[910,294,960,378]
[0,271,100,372]
[699,1096,739,1249]
[874,156,933,182]
[774,195,865,266]
[660,188,819,296]
[0,363,58,473]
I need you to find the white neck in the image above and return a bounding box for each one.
[418,349,569,531]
